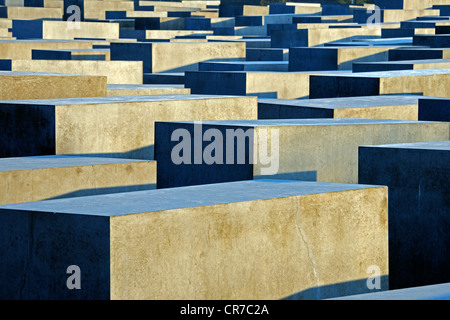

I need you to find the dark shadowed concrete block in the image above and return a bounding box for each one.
[359,140,450,289]
[352,59,450,72]
[271,29,308,49]
[154,119,449,188]
[246,48,288,61]
[413,34,450,47]
[389,48,450,61]
[419,97,450,121]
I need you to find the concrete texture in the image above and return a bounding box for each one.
[0,95,257,159]
[154,119,449,188]
[258,95,424,121]
[0,156,157,205]
[0,71,107,100]
[359,141,450,290]
[0,179,388,300]
[309,69,450,99]
[110,41,246,73]
[388,47,450,61]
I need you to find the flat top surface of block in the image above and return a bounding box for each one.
[0,180,382,217]
[362,140,450,151]
[165,118,434,127]
[259,95,425,109]
[0,94,245,105]
[0,156,151,172]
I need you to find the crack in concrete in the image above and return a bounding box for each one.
[294,197,320,298]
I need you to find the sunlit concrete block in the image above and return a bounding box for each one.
[0,156,156,205]
[0,6,62,19]
[110,41,245,73]
[418,97,450,121]
[0,40,93,60]
[145,29,213,39]
[289,46,394,72]
[309,69,450,98]
[0,71,106,100]
[106,84,190,96]
[12,20,120,40]
[83,0,134,20]
[359,140,450,289]
[353,59,450,72]
[258,95,423,120]
[0,179,388,300]
[6,60,143,85]
[185,70,342,99]
[154,119,449,188]
[0,95,257,159]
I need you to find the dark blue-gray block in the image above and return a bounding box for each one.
[359,141,450,290]
[218,4,243,17]
[322,4,350,16]
[270,29,308,49]
[32,49,72,60]
[309,73,380,99]
[0,210,109,299]
[353,59,450,73]
[382,28,416,38]
[110,42,152,73]
[269,3,294,14]
[413,35,450,48]
[375,0,404,10]
[246,48,287,61]
[419,98,450,121]
[235,15,262,27]
[64,0,84,21]
[289,47,338,72]
[185,71,246,96]
[199,60,288,72]
[436,26,450,34]
[155,122,254,188]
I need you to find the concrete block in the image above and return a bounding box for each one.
[0,40,93,60]
[359,140,450,289]
[143,72,185,85]
[0,179,388,300]
[32,49,110,61]
[413,34,450,47]
[0,156,156,205]
[353,58,450,72]
[199,60,288,72]
[246,47,288,61]
[12,20,120,40]
[353,8,440,24]
[110,41,245,73]
[0,6,62,19]
[389,47,450,61]
[106,84,190,96]
[289,46,393,72]
[185,70,341,99]
[6,60,143,85]
[418,97,450,121]
[376,0,450,10]
[309,69,450,98]
[271,27,382,48]
[0,95,257,159]
[0,71,106,100]
[154,119,449,188]
[258,95,424,121]
[331,282,450,300]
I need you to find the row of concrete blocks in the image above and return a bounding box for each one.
[0,91,449,299]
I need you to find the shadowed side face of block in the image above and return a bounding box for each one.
[0,180,389,300]
[358,141,450,290]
